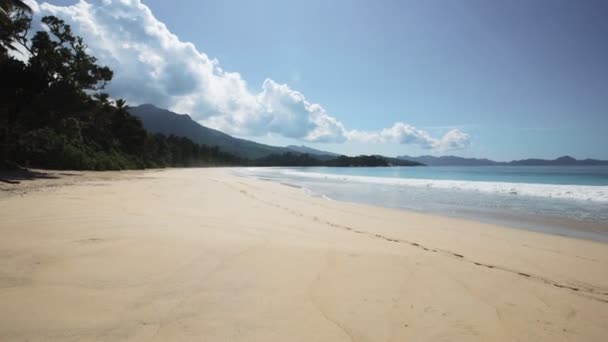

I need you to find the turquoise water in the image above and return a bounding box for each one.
[239,166,608,242]
[291,165,608,186]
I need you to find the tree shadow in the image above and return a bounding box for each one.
[0,168,62,184]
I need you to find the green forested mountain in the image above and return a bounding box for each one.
[285,145,339,157]
[128,104,291,159]
[129,104,424,167]
[130,104,348,161]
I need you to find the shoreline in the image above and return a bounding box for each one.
[238,167,608,243]
[7,167,607,244]
[1,168,607,341]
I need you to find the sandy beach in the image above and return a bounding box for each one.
[1,168,607,341]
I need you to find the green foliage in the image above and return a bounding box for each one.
[0,0,32,55]
[0,13,243,170]
[15,127,131,170]
[324,155,389,167]
[29,16,113,91]
[251,153,395,167]
[252,152,322,166]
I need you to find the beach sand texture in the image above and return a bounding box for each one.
[1,168,607,341]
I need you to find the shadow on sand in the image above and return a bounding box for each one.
[0,168,65,184]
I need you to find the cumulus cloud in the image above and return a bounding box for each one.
[434,128,471,151]
[347,123,471,151]
[380,123,437,148]
[205,79,347,143]
[32,0,470,150]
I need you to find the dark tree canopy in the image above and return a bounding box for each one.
[29,16,113,91]
[0,0,32,55]
[1,12,242,170]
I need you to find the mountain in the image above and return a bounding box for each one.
[397,155,499,166]
[507,156,608,166]
[374,156,425,166]
[129,104,426,165]
[253,153,409,167]
[286,145,339,157]
[128,104,291,159]
[398,155,608,166]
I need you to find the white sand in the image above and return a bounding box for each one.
[1,168,607,341]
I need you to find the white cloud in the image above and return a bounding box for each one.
[435,128,471,151]
[32,0,470,150]
[380,123,436,148]
[346,123,471,151]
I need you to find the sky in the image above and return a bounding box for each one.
[31,0,608,160]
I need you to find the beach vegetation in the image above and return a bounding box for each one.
[0,11,242,170]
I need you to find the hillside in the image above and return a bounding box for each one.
[128,104,291,159]
[397,155,499,166]
[286,145,339,157]
[507,156,608,166]
[129,104,424,166]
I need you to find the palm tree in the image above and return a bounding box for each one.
[115,99,128,111]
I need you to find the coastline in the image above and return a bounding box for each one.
[239,166,608,243]
[1,168,607,341]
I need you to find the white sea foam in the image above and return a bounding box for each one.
[274,169,608,203]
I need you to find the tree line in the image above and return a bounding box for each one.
[0,2,244,170]
[1,2,417,170]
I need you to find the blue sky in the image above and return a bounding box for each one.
[39,0,608,160]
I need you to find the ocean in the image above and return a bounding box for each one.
[237,165,608,242]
